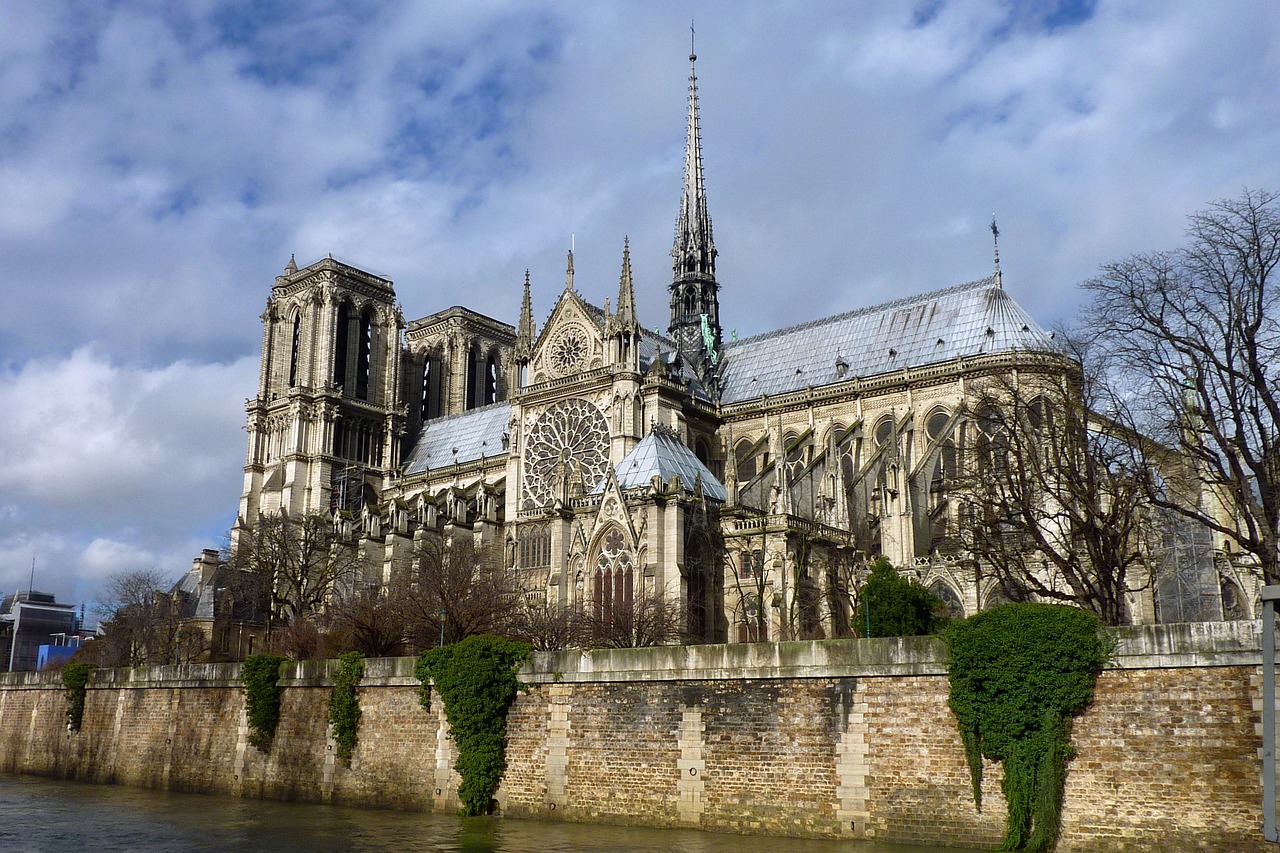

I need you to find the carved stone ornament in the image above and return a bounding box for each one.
[547,322,591,378]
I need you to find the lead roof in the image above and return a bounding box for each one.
[402,403,511,474]
[597,427,727,502]
[717,275,1057,403]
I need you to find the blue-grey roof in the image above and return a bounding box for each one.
[403,403,511,474]
[718,276,1057,403]
[599,427,726,501]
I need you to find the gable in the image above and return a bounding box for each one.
[528,289,607,384]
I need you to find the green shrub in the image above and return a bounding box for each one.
[416,635,531,816]
[329,651,364,767]
[947,603,1109,852]
[241,653,287,752]
[62,662,97,732]
[853,557,942,637]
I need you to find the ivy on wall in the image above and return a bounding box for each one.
[416,635,531,816]
[329,651,364,767]
[947,603,1110,852]
[241,653,287,752]
[61,662,96,732]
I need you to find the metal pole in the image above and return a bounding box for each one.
[1262,585,1280,843]
[438,609,446,648]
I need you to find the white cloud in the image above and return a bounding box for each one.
[1,0,1278,604]
[0,349,252,603]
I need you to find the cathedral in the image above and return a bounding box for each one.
[231,52,1234,643]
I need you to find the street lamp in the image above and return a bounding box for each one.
[438,608,446,648]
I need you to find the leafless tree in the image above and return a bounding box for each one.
[91,569,179,666]
[324,588,410,658]
[510,599,590,651]
[952,347,1155,625]
[397,533,524,650]
[1083,188,1280,585]
[586,586,685,648]
[724,528,775,642]
[228,512,361,634]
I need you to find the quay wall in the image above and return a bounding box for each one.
[0,621,1268,852]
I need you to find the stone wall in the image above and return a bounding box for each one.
[0,621,1269,851]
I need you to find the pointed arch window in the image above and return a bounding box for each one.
[356,308,373,400]
[593,526,634,626]
[288,314,301,387]
[465,343,481,410]
[332,305,350,389]
[484,350,499,405]
[421,347,444,421]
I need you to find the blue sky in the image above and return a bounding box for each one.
[1,1,1277,608]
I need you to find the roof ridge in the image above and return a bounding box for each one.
[726,273,999,349]
[418,400,511,427]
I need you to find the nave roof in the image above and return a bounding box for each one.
[718,275,1058,402]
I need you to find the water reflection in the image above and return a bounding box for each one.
[0,773,966,853]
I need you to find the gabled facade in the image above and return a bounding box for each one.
[232,52,1244,642]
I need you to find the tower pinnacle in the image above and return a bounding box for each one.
[617,236,638,329]
[516,269,535,358]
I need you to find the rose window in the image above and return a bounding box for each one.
[520,398,610,509]
[548,324,590,377]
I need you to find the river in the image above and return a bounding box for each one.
[0,773,973,853]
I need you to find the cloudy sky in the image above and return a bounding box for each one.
[1,1,1277,610]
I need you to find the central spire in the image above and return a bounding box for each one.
[668,41,722,389]
[671,48,716,281]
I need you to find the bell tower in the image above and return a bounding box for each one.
[239,255,405,528]
[668,47,722,386]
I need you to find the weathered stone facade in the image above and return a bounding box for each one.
[0,622,1270,851]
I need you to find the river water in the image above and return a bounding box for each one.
[0,773,972,853]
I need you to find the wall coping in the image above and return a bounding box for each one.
[0,619,1263,690]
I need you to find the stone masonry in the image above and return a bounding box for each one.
[0,621,1271,851]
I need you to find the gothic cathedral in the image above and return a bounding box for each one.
[235,52,1109,642]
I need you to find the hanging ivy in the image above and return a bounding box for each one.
[241,653,287,752]
[62,662,97,732]
[329,651,364,767]
[946,603,1110,852]
[416,635,531,816]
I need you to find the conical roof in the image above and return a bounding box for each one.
[599,424,726,501]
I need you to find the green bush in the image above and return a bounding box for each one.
[329,651,364,767]
[241,653,287,752]
[947,603,1109,852]
[853,557,942,637]
[62,662,97,732]
[416,635,531,816]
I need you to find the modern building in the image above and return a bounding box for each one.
[0,591,83,672]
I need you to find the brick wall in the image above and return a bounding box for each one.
[0,622,1269,851]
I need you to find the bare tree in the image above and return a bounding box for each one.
[510,599,589,651]
[325,589,410,657]
[586,587,685,648]
[952,348,1155,625]
[725,529,774,642]
[92,569,178,666]
[229,512,361,634]
[1084,188,1280,584]
[397,533,523,649]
